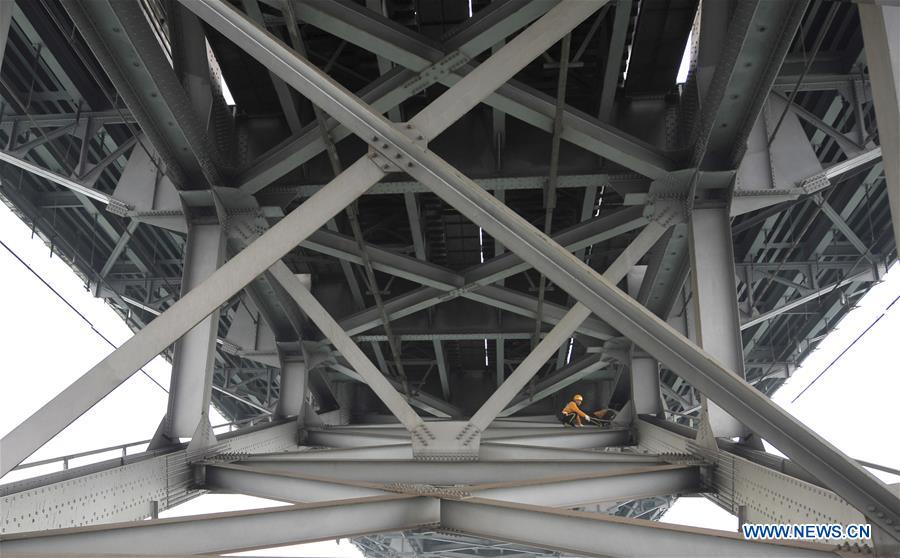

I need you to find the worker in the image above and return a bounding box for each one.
[559,394,591,427]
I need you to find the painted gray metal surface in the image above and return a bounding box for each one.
[1,0,897,555]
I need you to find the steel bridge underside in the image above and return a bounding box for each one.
[0,0,898,556]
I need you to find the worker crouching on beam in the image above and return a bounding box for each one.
[559,394,590,427]
[559,394,618,427]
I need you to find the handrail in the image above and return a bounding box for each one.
[10,420,249,472]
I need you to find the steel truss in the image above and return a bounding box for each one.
[0,418,864,557]
[1,0,898,557]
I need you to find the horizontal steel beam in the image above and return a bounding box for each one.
[323,425,621,439]
[305,428,410,448]
[476,443,660,462]
[232,458,657,485]
[0,109,136,127]
[1,421,298,533]
[209,461,699,510]
[0,495,437,555]
[441,498,844,558]
[247,443,663,463]
[289,173,641,197]
[239,445,416,461]
[203,462,390,502]
[488,428,630,449]
[470,464,701,508]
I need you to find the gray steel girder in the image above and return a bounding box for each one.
[182,0,900,536]
[63,0,222,191]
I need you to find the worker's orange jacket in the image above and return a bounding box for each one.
[561,400,590,419]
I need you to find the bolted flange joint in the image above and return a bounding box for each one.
[368,123,427,173]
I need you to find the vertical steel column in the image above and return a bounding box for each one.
[165,224,225,438]
[688,207,748,437]
[630,354,662,416]
[433,340,451,400]
[275,353,307,418]
[0,0,12,73]
[597,0,631,122]
[170,3,215,133]
[859,3,900,257]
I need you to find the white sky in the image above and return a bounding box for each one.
[1,201,898,551]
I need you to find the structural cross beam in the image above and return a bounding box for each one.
[0,0,602,476]
[179,0,900,538]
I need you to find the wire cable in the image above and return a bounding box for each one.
[0,238,169,393]
[791,293,898,403]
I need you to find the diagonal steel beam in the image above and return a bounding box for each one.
[0,149,113,204]
[188,0,900,529]
[64,0,222,190]
[469,221,668,430]
[0,156,385,477]
[774,91,864,157]
[1,0,586,477]
[397,119,900,537]
[499,354,614,417]
[304,226,619,341]
[328,205,651,338]
[812,195,879,263]
[259,0,674,182]
[329,362,462,419]
[237,0,557,194]
[269,262,423,431]
[242,0,304,134]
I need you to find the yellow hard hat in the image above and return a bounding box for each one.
[573,394,583,402]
